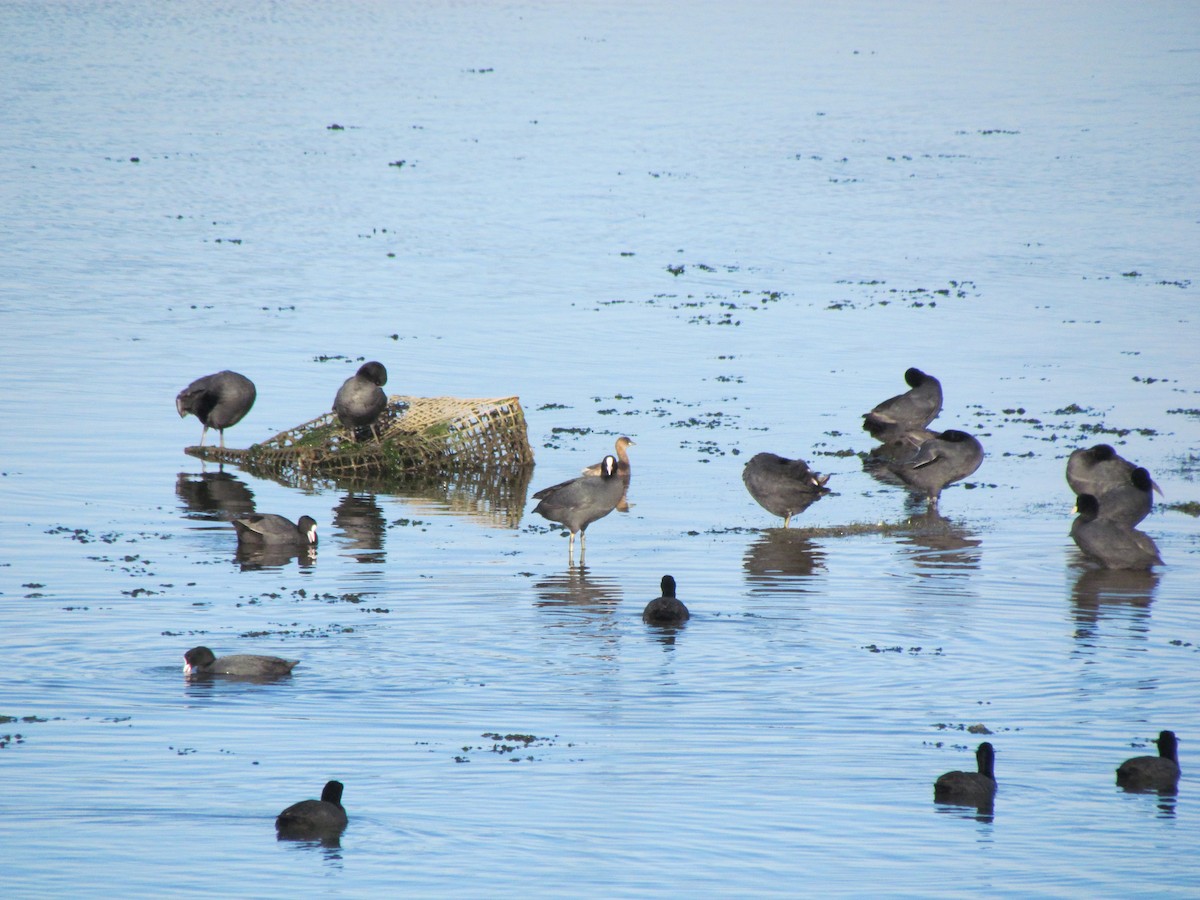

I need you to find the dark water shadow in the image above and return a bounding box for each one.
[276,832,345,855]
[332,491,386,563]
[533,566,624,615]
[1069,566,1158,641]
[235,543,318,572]
[892,510,982,574]
[183,669,297,686]
[933,800,995,825]
[176,470,256,521]
[182,675,298,700]
[1117,785,1178,818]
[743,531,827,594]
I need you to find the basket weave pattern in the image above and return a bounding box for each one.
[186,395,533,479]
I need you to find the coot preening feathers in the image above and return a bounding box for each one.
[1071,494,1161,570]
[334,361,388,441]
[742,452,831,528]
[176,370,256,448]
[863,368,943,440]
[887,429,983,509]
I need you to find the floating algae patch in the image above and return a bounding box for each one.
[186,395,533,481]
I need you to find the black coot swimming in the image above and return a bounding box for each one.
[176,370,256,448]
[183,646,299,678]
[642,575,690,627]
[1116,730,1180,792]
[232,513,318,548]
[276,780,348,840]
[934,742,997,807]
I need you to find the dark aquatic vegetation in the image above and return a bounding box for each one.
[1071,494,1161,570]
[934,742,997,808]
[532,454,625,560]
[334,361,388,441]
[1116,730,1180,792]
[642,574,690,627]
[175,370,256,449]
[862,367,942,440]
[886,429,983,510]
[742,452,831,528]
[182,646,299,679]
[276,780,347,842]
[233,513,318,548]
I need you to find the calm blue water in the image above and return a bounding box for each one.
[2,1,1199,895]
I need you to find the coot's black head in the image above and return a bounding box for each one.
[939,429,971,443]
[1075,494,1100,519]
[1131,467,1154,492]
[661,575,676,597]
[358,361,388,386]
[976,742,996,778]
[1156,731,1179,762]
[321,780,345,806]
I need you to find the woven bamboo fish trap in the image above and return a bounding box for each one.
[186,395,534,481]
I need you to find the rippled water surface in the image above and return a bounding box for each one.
[3,1,1199,895]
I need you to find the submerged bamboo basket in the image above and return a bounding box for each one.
[186,395,534,480]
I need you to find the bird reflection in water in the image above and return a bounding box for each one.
[932,801,995,825]
[332,491,386,565]
[893,510,981,575]
[534,566,623,614]
[235,543,317,572]
[175,469,256,521]
[743,531,826,594]
[1069,566,1158,641]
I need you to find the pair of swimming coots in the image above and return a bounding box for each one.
[742,367,982,528]
[176,363,389,449]
[935,731,1182,809]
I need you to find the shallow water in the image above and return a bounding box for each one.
[2,1,1199,895]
